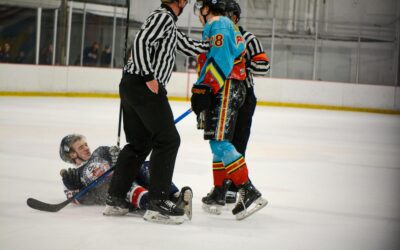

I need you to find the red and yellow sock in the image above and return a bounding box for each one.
[212,161,227,187]
[225,156,249,186]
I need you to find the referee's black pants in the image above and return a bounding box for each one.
[231,85,257,157]
[229,85,256,193]
[108,73,180,201]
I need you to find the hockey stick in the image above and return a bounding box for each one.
[174,108,192,124]
[117,104,122,148]
[27,167,115,212]
[117,0,131,147]
[26,108,192,212]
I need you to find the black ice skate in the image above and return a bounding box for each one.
[176,186,193,220]
[143,199,185,225]
[226,182,239,204]
[232,181,268,220]
[103,195,129,216]
[202,179,232,215]
[225,191,237,204]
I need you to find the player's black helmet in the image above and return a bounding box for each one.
[59,134,85,163]
[225,0,241,21]
[194,0,226,14]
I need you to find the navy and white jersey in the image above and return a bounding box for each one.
[78,146,118,186]
[124,4,209,87]
[63,146,117,205]
[239,27,270,88]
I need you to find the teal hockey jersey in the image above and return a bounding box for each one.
[196,16,246,94]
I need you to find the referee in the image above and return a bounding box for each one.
[228,0,270,156]
[104,0,209,224]
[224,0,270,204]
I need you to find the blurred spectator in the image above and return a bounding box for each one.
[15,51,26,63]
[40,44,53,65]
[100,45,112,67]
[83,41,99,66]
[0,42,12,62]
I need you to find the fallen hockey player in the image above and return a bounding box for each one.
[58,134,193,222]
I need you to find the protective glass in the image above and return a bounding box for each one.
[193,1,203,16]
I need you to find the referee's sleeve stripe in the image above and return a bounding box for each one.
[177,33,195,56]
[148,15,173,45]
[141,14,164,74]
[157,30,175,82]
[247,38,264,58]
[249,60,270,75]
[177,31,209,56]
[136,13,173,75]
[133,30,143,73]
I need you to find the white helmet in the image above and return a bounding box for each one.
[59,134,85,163]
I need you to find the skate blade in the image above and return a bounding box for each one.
[225,202,236,210]
[185,203,192,221]
[202,203,223,215]
[103,205,129,216]
[128,208,146,217]
[183,189,193,220]
[143,210,185,225]
[235,197,268,221]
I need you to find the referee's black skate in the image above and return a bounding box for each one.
[202,179,232,215]
[176,186,193,220]
[225,183,238,205]
[144,199,185,225]
[232,181,268,220]
[103,195,129,216]
[225,191,237,204]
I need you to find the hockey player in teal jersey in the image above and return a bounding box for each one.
[195,9,245,93]
[191,0,267,220]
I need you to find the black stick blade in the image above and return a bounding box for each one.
[26,198,71,212]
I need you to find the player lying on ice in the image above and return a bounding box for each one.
[58,134,193,220]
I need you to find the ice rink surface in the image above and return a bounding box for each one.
[1,96,400,250]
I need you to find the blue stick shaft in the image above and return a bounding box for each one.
[174,108,192,124]
[74,167,115,200]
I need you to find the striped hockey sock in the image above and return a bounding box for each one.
[213,161,227,187]
[225,156,249,186]
[128,185,148,209]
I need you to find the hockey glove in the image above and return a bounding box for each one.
[197,111,205,130]
[61,168,84,190]
[191,84,212,116]
[108,146,120,166]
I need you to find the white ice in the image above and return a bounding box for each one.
[1,96,400,250]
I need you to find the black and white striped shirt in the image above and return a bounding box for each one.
[240,27,270,88]
[124,4,209,87]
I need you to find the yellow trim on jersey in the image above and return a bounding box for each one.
[216,80,231,140]
[205,63,225,89]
